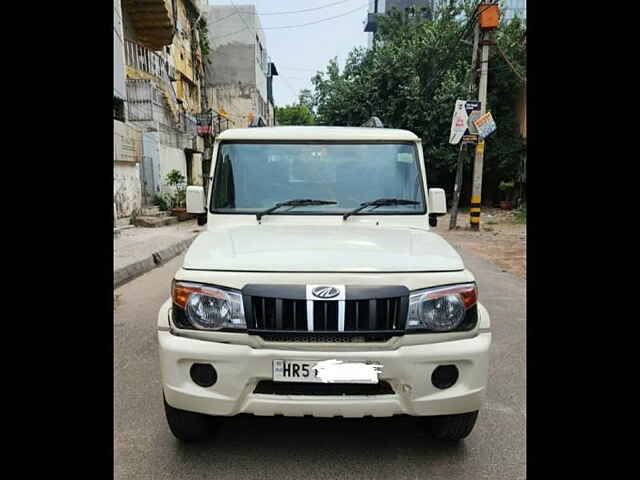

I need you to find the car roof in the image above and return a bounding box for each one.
[216,126,420,142]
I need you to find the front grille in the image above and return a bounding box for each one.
[253,380,395,396]
[249,297,404,331]
[243,285,410,338]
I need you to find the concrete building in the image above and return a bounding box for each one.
[204,4,278,128]
[364,1,526,46]
[364,0,436,46]
[119,0,209,220]
[502,0,526,23]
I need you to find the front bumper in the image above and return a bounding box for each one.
[158,301,491,418]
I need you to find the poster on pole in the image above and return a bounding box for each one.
[464,101,481,114]
[449,100,468,144]
[462,134,479,145]
[474,111,497,139]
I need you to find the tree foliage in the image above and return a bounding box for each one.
[298,89,316,114]
[275,104,316,126]
[309,1,526,204]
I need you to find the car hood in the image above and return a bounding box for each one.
[182,224,464,273]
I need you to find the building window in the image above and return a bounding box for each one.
[114,96,125,122]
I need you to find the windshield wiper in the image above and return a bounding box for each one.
[342,198,420,221]
[256,198,337,221]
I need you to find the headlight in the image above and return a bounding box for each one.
[172,281,246,330]
[407,283,478,332]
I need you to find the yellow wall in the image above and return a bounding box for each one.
[168,0,205,113]
[172,0,194,83]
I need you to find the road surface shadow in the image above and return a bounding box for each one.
[165,415,471,478]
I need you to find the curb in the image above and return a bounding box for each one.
[114,236,197,289]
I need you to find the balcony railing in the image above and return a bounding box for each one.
[124,39,176,82]
[126,79,172,124]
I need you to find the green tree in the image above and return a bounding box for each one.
[298,89,316,114]
[275,104,316,125]
[310,1,526,203]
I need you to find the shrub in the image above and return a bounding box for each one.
[165,169,187,208]
[514,204,526,224]
[154,194,169,211]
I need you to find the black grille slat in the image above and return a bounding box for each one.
[355,301,359,329]
[275,299,283,330]
[356,300,369,331]
[292,299,297,329]
[254,380,394,396]
[296,301,306,330]
[324,302,328,330]
[392,298,399,329]
[369,299,377,330]
[384,299,389,328]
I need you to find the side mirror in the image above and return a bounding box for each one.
[428,188,447,227]
[186,186,207,225]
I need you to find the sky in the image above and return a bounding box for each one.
[209,0,371,106]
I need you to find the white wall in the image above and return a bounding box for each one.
[114,163,142,218]
[158,144,188,195]
[191,153,203,186]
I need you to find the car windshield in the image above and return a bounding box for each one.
[211,142,426,215]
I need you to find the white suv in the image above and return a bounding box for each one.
[157,126,491,442]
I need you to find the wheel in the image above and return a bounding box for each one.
[163,394,216,442]
[428,410,479,441]
[196,214,207,226]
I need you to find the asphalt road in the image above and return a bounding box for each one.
[114,248,525,479]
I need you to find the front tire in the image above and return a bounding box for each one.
[163,395,215,442]
[429,410,479,441]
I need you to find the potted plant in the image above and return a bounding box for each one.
[498,181,515,210]
[165,170,191,221]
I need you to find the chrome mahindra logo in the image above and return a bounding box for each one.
[312,286,340,299]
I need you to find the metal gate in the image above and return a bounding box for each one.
[141,132,162,206]
[140,156,156,205]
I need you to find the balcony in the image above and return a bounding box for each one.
[122,0,175,51]
[126,79,172,124]
[124,39,176,81]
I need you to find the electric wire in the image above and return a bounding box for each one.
[207,0,357,25]
[210,2,369,40]
[259,0,357,16]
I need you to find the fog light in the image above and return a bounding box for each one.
[190,363,217,387]
[431,365,458,389]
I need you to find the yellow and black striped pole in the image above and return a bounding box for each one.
[470,194,482,229]
[470,139,485,230]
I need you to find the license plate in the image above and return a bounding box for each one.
[273,360,322,383]
[272,360,381,383]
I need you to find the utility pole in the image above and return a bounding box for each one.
[469,10,492,231]
[449,21,480,230]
